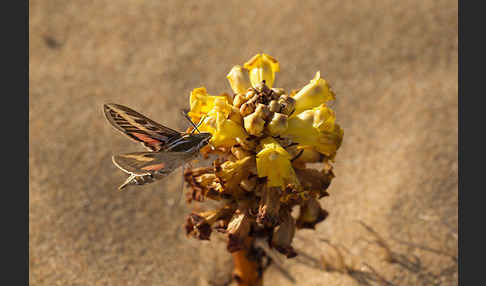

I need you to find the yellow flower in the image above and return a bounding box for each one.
[188,87,249,148]
[226,65,252,95]
[292,71,335,115]
[182,54,342,265]
[211,119,249,148]
[283,104,343,157]
[243,53,280,88]
[256,137,300,188]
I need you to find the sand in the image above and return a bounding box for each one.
[30,1,458,285]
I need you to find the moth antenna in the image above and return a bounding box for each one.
[181,110,201,133]
[194,115,206,133]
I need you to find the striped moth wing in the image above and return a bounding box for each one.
[112,151,196,190]
[112,151,194,176]
[104,103,182,152]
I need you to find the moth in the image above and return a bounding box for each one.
[103,103,212,190]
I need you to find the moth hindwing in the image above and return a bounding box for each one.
[112,151,195,190]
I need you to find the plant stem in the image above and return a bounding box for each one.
[232,237,263,286]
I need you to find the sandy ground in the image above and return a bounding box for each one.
[29,1,458,285]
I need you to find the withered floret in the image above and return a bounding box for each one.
[186,207,234,240]
[296,198,329,229]
[256,186,282,228]
[271,207,297,258]
[227,211,252,252]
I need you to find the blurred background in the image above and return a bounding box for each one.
[29,1,458,285]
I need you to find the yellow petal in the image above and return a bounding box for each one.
[207,96,232,118]
[211,119,248,148]
[292,71,335,114]
[256,137,300,188]
[283,104,343,157]
[243,53,280,88]
[226,65,252,95]
[188,87,228,120]
[313,105,336,132]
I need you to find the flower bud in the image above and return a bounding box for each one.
[266,113,288,136]
[254,103,272,122]
[240,101,256,117]
[292,71,335,114]
[243,53,280,88]
[278,94,296,116]
[268,100,281,113]
[243,111,265,136]
[233,94,247,108]
[226,65,252,95]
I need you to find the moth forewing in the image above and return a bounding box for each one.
[103,103,183,152]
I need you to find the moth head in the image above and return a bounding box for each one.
[195,132,213,147]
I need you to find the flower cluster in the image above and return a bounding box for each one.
[184,54,343,258]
